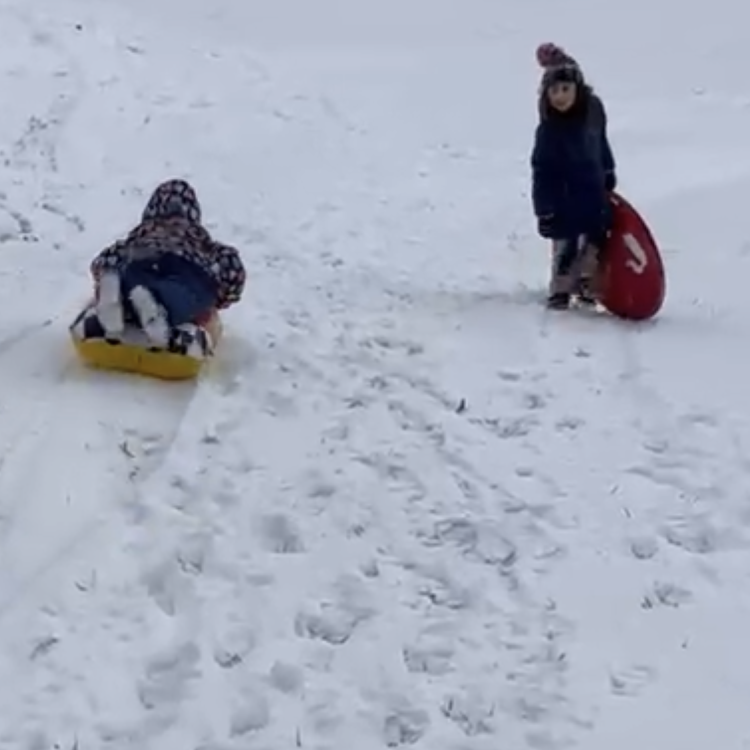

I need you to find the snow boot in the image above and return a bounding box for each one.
[169,323,208,359]
[546,292,570,310]
[575,277,597,306]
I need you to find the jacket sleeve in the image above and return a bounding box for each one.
[210,241,246,309]
[598,101,616,176]
[90,240,128,280]
[531,123,560,217]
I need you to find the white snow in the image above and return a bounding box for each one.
[0,0,749,747]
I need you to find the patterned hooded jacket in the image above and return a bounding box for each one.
[90,179,246,309]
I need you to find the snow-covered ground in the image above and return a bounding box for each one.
[1,0,750,747]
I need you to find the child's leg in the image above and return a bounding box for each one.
[154,260,217,357]
[148,275,216,327]
[147,275,216,357]
[576,231,608,302]
[120,260,171,346]
[548,237,580,307]
[80,271,130,341]
[95,271,125,336]
[579,246,598,279]
[121,254,218,352]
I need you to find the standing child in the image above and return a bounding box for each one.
[86,178,246,355]
[531,43,617,309]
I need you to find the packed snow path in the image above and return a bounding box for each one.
[1,0,750,748]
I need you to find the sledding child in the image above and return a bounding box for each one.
[531,43,617,309]
[86,179,246,355]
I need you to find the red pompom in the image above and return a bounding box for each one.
[536,42,570,68]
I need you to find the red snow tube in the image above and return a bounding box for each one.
[597,192,666,321]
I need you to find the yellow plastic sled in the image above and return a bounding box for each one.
[70,303,223,381]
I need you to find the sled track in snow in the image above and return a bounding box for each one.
[0,2,202,631]
[2,6,85,177]
[0,319,200,622]
[0,318,51,358]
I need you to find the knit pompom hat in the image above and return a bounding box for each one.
[536,42,575,68]
[536,43,584,88]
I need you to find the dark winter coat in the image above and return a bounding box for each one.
[531,90,616,239]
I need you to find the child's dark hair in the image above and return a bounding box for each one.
[537,64,595,121]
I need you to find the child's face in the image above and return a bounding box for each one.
[547,81,577,112]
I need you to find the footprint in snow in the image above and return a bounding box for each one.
[212,475,245,508]
[306,471,338,500]
[383,704,431,746]
[268,660,304,694]
[609,663,656,697]
[257,512,306,553]
[360,556,380,579]
[282,306,313,332]
[522,391,547,410]
[137,641,201,710]
[362,333,425,356]
[306,688,346,736]
[642,581,692,609]
[475,414,539,439]
[261,388,299,417]
[141,558,191,616]
[628,534,659,560]
[213,622,257,669]
[402,632,456,676]
[555,415,584,431]
[660,514,745,555]
[229,685,270,736]
[426,516,518,568]
[441,690,496,736]
[497,369,523,382]
[295,573,377,645]
[415,562,474,610]
[175,528,214,574]
[355,451,427,501]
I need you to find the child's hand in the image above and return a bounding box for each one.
[537,214,556,239]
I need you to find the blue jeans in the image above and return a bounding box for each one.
[120,254,217,327]
[554,232,606,277]
[550,232,607,297]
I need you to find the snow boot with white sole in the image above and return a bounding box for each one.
[170,323,209,359]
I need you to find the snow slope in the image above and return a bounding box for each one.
[1,0,750,747]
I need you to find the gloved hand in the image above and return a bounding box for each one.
[605,171,617,192]
[537,214,556,239]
